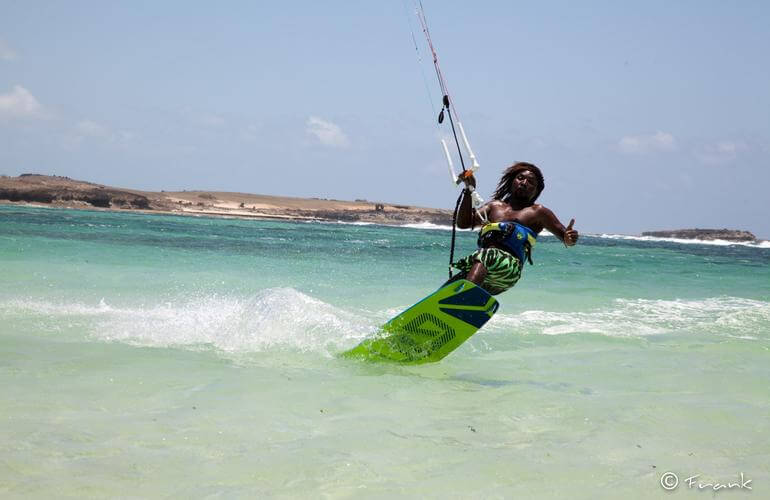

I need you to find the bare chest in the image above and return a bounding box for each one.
[487,204,543,232]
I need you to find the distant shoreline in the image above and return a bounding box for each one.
[2,174,767,243]
[641,228,757,242]
[0,174,454,227]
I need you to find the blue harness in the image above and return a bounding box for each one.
[477,221,538,265]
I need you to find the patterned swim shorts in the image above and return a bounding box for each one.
[452,247,522,295]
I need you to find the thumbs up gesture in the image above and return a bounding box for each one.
[564,218,578,247]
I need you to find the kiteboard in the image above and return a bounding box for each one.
[342,279,499,364]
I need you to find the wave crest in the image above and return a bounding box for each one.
[2,289,376,356]
[487,296,770,339]
[598,233,770,249]
[3,292,767,358]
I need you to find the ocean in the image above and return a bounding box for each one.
[1,204,768,498]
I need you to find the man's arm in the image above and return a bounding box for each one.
[456,189,477,229]
[537,206,578,246]
[456,173,486,229]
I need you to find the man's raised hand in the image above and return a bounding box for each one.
[564,219,578,247]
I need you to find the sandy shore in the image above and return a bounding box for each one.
[0,174,454,226]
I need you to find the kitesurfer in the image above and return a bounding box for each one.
[451,162,578,295]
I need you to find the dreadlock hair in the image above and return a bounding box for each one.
[492,162,545,206]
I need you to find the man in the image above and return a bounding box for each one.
[452,162,578,295]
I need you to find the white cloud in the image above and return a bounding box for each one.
[306,116,350,148]
[0,85,44,119]
[618,131,677,154]
[0,39,17,61]
[63,119,133,149]
[694,140,748,165]
[75,120,110,138]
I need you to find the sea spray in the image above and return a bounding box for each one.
[1,289,378,356]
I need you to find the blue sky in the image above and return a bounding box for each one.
[2,1,769,237]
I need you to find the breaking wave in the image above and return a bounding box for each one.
[598,233,770,249]
[2,291,767,358]
[1,288,377,357]
[487,296,770,339]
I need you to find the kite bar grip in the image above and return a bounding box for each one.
[441,139,458,186]
[466,185,484,208]
[457,122,480,172]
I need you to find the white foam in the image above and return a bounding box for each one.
[400,222,454,231]
[316,219,555,234]
[335,220,454,231]
[334,220,375,226]
[487,296,770,338]
[597,233,770,249]
[1,289,378,356]
[4,293,767,357]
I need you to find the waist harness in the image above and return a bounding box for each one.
[478,221,537,265]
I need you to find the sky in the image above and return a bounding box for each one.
[1,1,769,237]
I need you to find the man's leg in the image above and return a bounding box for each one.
[465,260,488,286]
[442,260,487,288]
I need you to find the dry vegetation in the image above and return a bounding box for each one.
[0,174,453,225]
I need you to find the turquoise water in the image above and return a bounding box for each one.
[1,204,768,498]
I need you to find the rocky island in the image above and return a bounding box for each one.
[642,228,757,242]
[0,174,454,226]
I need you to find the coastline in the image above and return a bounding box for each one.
[641,228,757,242]
[0,174,453,227]
[2,175,768,245]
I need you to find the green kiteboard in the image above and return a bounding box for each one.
[342,279,499,364]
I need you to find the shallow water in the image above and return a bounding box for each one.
[1,205,768,498]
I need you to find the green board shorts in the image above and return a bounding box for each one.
[453,247,522,296]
